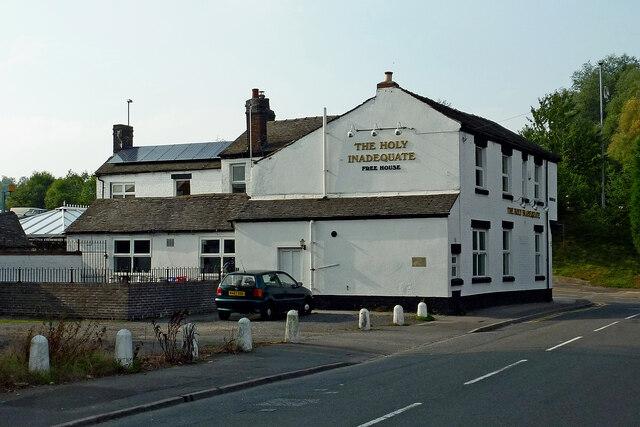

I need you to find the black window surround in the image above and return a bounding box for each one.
[471,219,491,229]
[521,152,529,161]
[472,277,492,284]
[501,145,513,156]
[171,173,192,180]
[451,243,462,254]
[502,276,515,282]
[474,135,488,148]
[534,156,543,166]
[534,225,544,233]
[502,220,514,229]
[535,275,546,281]
[451,278,464,286]
[502,193,513,201]
[475,188,489,196]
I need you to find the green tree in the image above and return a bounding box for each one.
[6,171,55,209]
[630,136,640,254]
[44,171,96,209]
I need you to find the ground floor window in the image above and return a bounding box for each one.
[502,229,512,276]
[113,239,151,272]
[535,232,542,275]
[200,238,235,274]
[451,255,458,278]
[472,229,487,277]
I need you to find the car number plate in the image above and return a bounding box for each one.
[228,291,245,296]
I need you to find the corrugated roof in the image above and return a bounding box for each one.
[20,206,87,237]
[233,194,459,222]
[65,194,249,234]
[0,212,33,249]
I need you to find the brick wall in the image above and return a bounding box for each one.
[0,281,217,320]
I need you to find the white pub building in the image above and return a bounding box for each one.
[67,72,560,313]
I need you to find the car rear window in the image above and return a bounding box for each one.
[222,274,256,288]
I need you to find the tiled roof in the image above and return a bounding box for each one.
[96,158,221,176]
[220,116,339,158]
[0,212,33,249]
[402,88,561,162]
[233,193,459,222]
[65,194,249,234]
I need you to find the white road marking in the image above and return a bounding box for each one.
[546,336,582,351]
[594,321,619,332]
[463,359,528,385]
[356,402,423,427]
[625,313,640,320]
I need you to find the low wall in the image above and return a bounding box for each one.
[0,253,83,269]
[0,281,218,320]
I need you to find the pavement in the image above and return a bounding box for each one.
[0,282,603,426]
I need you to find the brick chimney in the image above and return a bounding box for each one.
[245,88,276,154]
[377,71,399,89]
[113,124,133,153]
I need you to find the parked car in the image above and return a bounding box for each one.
[215,270,313,320]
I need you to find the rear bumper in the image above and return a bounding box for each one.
[215,297,265,314]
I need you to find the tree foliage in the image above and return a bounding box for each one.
[631,136,640,254]
[6,172,55,209]
[5,171,95,210]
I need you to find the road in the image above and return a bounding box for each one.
[105,300,640,426]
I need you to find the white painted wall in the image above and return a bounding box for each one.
[235,217,450,298]
[66,232,234,269]
[0,254,83,269]
[249,88,461,198]
[98,169,222,199]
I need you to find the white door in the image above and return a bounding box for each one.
[278,248,302,281]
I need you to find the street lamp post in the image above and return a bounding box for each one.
[127,99,133,126]
[598,60,605,207]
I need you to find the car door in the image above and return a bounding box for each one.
[276,272,305,310]
[261,272,286,311]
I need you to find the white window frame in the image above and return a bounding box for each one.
[200,238,236,277]
[472,229,487,277]
[231,164,246,193]
[502,155,511,194]
[535,232,542,275]
[475,146,486,189]
[175,179,191,196]
[534,164,541,200]
[111,182,135,199]
[113,239,151,273]
[502,229,512,276]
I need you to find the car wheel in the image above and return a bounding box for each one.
[300,298,313,316]
[218,310,231,321]
[261,303,276,320]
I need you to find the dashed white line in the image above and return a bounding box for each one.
[594,321,619,332]
[625,313,640,320]
[356,402,423,427]
[464,359,528,385]
[546,336,582,351]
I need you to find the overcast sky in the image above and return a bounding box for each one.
[2,0,639,180]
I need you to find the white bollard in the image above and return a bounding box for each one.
[115,329,134,367]
[237,317,252,352]
[29,335,50,373]
[417,301,428,318]
[393,305,404,326]
[285,310,300,343]
[183,323,199,360]
[359,308,370,331]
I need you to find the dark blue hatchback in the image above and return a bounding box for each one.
[215,270,313,320]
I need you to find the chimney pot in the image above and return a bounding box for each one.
[385,71,393,82]
[113,124,133,154]
[377,71,399,89]
[252,88,259,98]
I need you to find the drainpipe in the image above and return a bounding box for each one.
[545,160,550,298]
[97,176,105,199]
[322,108,327,198]
[309,220,315,293]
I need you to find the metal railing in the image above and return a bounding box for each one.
[0,266,222,284]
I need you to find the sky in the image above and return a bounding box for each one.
[1,0,639,180]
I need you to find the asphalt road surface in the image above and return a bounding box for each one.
[105,301,640,427]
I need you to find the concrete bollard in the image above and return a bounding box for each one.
[29,335,50,373]
[183,323,199,360]
[417,301,428,318]
[237,317,252,352]
[393,305,404,326]
[115,329,134,367]
[359,308,370,331]
[285,310,300,343]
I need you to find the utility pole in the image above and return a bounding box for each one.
[598,60,605,207]
[1,184,15,213]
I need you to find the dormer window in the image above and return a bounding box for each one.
[171,173,192,196]
[231,164,246,193]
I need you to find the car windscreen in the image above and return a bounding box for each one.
[221,274,257,288]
